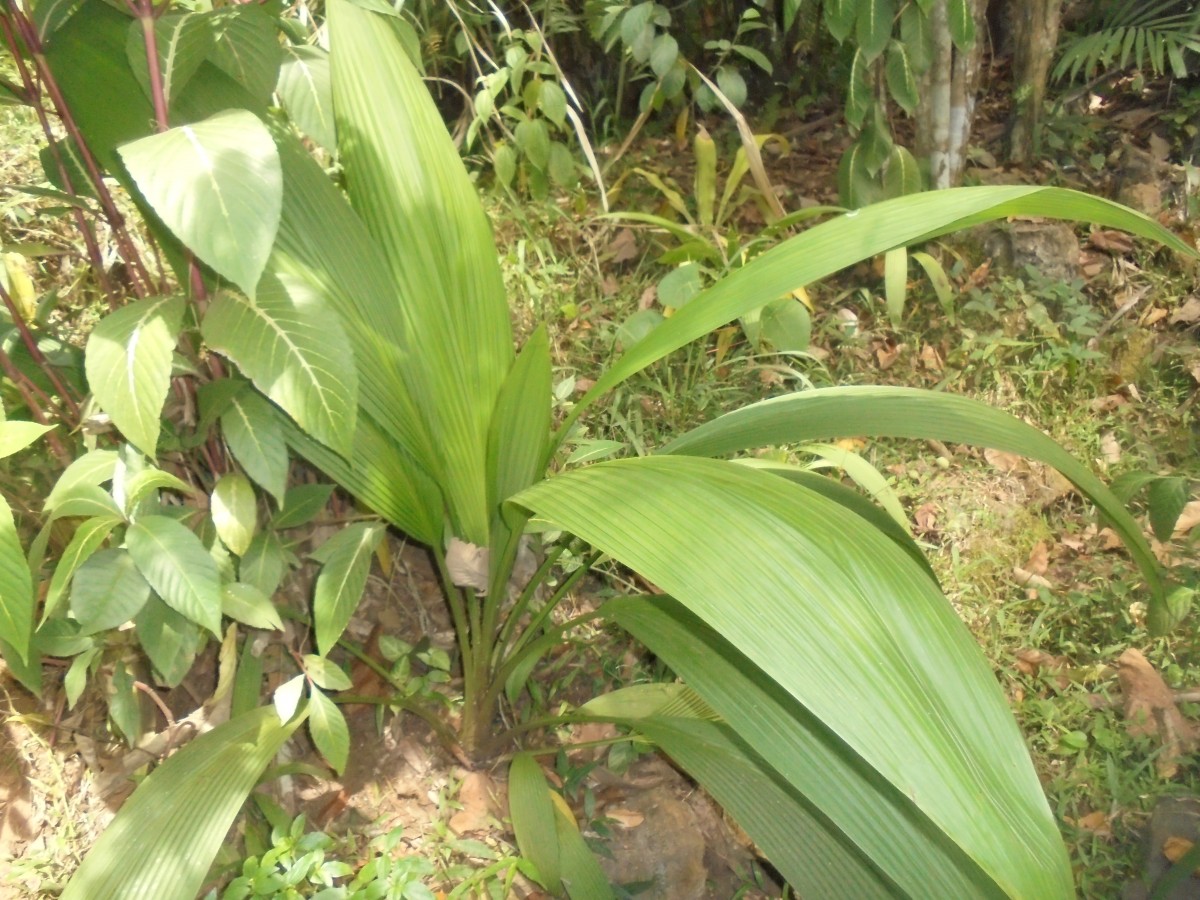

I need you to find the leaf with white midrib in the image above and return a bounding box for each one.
[126,515,222,636]
[311,522,383,656]
[85,295,184,458]
[277,45,335,151]
[203,275,356,457]
[118,109,281,297]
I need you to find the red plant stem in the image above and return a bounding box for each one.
[0,349,70,466]
[138,13,170,130]
[5,4,155,298]
[0,13,117,303]
[0,280,81,422]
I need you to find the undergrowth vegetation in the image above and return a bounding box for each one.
[2,0,1200,898]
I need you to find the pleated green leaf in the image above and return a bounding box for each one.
[329,0,513,544]
[581,682,898,898]
[202,275,356,457]
[127,515,222,637]
[0,497,33,663]
[84,295,185,457]
[661,385,1163,606]
[61,706,301,900]
[277,44,335,151]
[514,457,1072,898]
[565,187,1196,440]
[118,109,281,297]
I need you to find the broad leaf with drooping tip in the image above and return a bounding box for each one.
[514,456,1073,897]
[60,705,302,900]
[118,109,281,297]
[84,295,185,458]
[661,385,1165,616]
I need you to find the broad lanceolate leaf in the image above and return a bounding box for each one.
[70,549,153,635]
[277,45,335,151]
[61,706,302,900]
[125,13,213,109]
[885,41,919,114]
[661,386,1164,608]
[203,275,357,457]
[135,594,199,687]
[564,186,1197,441]
[221,582,283,631]
[311,522,385,656]
[211,473,257,556]
[118,109,281,297]
[509,753,563,893]
[0,497,33,663]
[0,421,54,459]
[85,295,185,457]
[856,0,894,62]
[127,515,222,636]
[307,687,349,774]
[44,516,120,622]
[514,457,1072,898]
[221,391,289,505]
[45,449,118,512]
[272,484,333,530]
[947,0,976,51]
[329,0,514,544]
[239,529,285,597]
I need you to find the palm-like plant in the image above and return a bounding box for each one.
[12,0,1194,896]
[1055,0,1200,83]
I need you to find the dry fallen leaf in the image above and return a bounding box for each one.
[1096,527,1125,551]
[1074,810,1112,837]
[913,502,939,534]
[918,343,943,372]
[1100,431,1121,465]
[1013,567,1053,590]
[984,447,1025,474]
[448,771,496,834]
[1118,648,1198,778]
[607,228,639,263]
[875,342,901,370]
[604,807,646,828]
[638,285,657,310]
[1163,835,1200,873]
[1090,394,1128,414]
[1089,229,1135,255]
[446,538,490,593]
[1173,500,1200,537]
[1024,541,1050,576]
[1170,296,1200,325]
[1142,307,1168,327]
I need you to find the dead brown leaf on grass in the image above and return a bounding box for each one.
[448,770,498,834]
[1014,649,1071,688]
[1118,648,1198,779]
[1173,500,1200,537]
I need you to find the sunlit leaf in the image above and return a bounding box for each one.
[71,549,152,635]
[311,522,385,656]
[307,687,349,774]
[221,391,289,506]
[84,295,185,457]
[277,44,335,151]
[118,110,281,297]
[220,582,283,632]
[127,515,222,636]
[0,497,33,662]
[211,473,257,556]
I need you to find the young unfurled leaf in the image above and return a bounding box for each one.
[127,516,222,636]
[311,522,384,656]
[84,295,185,457]
[118,110,281,297]
[71,549,153,635]
[211,473,257,556]
[307,686,349,773]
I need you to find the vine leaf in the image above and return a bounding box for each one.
[84,295,185,457]
[118,109,282,296]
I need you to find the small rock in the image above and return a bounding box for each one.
[1122,797,1200,899]
[981,220,1080,282]
[598,785,708,899]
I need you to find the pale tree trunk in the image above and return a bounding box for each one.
[917,0,989,189]
[1008,0,1065,163]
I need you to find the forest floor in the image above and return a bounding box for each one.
[4,60,1200,898]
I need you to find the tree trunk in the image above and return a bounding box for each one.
[1008,0,1065,163]
[917,0,989,189]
